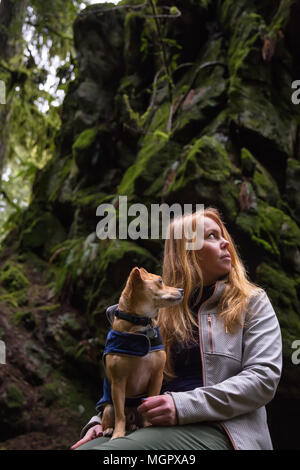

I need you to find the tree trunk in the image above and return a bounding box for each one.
[0,0,28,190]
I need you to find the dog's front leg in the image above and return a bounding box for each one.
[110,379,126,440]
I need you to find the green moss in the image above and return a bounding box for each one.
[54,377,95,423]
[0,260,29,292]
[6,384,24,409]
[87,239,158,317]
[232,83,293,156]
[236,201,300,257]
[41,381,63,405]
[37,304,60,313]
[269,0,296,31]
[117,103,180,198]
[57,313,82,334]
[241,148,280,204]
[168,136,231,191]
[73,188,108,209]
[220,0,294,156]
[227,12,262,80]
[164,136,238,218]
[256,262,300,357]
[48,158,76,203]
[13,310,36,330]
[25,340,52,380]
[173,38,227,138]
[50,234,100,296]
[42,371,96,423]
[72,127,101,173]
[72,127,98,155]
[20,209,66,258]
[0,288,28,308]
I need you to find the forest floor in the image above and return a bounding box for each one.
[0,246,100,450]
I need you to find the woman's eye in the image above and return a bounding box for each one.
[208,233,215,239]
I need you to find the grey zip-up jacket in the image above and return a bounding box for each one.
[167,280,282,450]
[82,280,282,450]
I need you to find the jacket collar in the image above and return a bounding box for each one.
[198,279,227,314]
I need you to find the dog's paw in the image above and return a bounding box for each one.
[111,430,125,440]
[103,428,114,437]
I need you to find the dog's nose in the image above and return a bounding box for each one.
[178,288,184,295]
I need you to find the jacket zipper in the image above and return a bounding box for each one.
[198,281,237,450]
[197,283,218,385]
[207,314,213,353]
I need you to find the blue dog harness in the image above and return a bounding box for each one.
[96,326,164,410]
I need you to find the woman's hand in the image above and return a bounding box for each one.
[137,394,177,426]
[70,424,103,450]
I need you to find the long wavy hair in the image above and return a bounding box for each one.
[158,206,261,379]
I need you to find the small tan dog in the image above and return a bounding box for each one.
[100,267,184,440]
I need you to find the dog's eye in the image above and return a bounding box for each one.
[158,278,163,284]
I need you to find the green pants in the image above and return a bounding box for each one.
[76,423,233,451]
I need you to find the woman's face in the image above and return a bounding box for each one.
[197,216,232,286]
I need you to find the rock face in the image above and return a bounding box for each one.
[1,0,300,449]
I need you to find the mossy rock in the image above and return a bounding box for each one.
[20,210,67,259]
[117,112,182,199]
[286,158,300,223]
[230,83,294,157]
[72,127,98,169]
[86,239,159,319]
[255,262,300,357]
[25,340,53,382]
[241,148,280,205]
[43,312,80,360]
[0,288,28,309]
[173,38,227,141]
[236,201,300,260]
[222,2,295,157]
[164,135,239,220]
[5,384,24,409]
[0,260,30,292]
[13,310,36,330]
[41,372,96,423]
[41,381,63,405]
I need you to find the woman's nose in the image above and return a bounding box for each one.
[221,238,229,247]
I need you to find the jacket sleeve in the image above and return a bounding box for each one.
[79,414,102,439]
[168,291,282,424]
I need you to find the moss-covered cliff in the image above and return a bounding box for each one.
[1,0,300,449]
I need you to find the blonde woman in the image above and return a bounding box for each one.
[72,207,282,450]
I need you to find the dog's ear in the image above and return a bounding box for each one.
[129,267,143,283]
[139,267,149,275]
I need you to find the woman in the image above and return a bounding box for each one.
[72,207,282,450]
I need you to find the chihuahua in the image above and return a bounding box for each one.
[100,267,184,440]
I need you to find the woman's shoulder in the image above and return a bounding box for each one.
[245,286,277,319]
